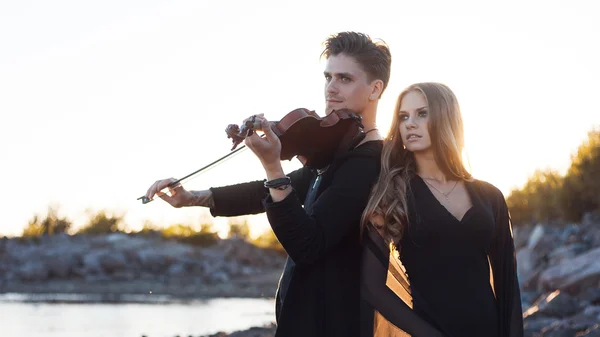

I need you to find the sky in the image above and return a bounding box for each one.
[1,0,599,238]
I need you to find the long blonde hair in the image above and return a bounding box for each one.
[361,82,472,244]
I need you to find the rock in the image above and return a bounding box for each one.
[582,212,600,227]
[241,266,256,276]
[99,252,128,274]
[518,247,541,285]
[17,260,49,282]
[45,254,78,278]
[137,243,193,273]
[110,270,136,281]
[560,306,600,331]
[578,324,600,336]
[1,234,285,298]
[210,271,230,283]
[523,290,581,319]
[44,233,72,246]
[521,290,542,309]
[105,232,129,243]
[514,225,533,250]
[82,250,109,275]
[524,316,558,335]
[580,288,600,305]
[527,224,546,249]
[201,323,276,337]
[548,243,589,265]
[167,263,188,278]
[137,248,171,272]
[538,247,600,295]
[538,322,578,337]
[580,223,600,248]
[84,274,111,282]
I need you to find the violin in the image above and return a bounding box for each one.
[138,108,364,204]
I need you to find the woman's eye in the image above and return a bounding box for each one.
[418,110,428,117]
[398,114,408,121]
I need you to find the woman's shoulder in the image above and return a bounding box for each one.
[467,178,505,202]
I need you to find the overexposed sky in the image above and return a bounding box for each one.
[1,0,599,237]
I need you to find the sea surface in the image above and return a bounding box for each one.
[0,293,275,337]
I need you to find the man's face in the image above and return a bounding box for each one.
[323,54,374,115]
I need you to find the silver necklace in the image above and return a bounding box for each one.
[421,177,458,200]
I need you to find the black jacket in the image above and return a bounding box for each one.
[210,140,382,337]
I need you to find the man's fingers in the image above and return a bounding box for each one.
[157,192,177,206]
[261,120,278,141]
[145,178,177,200]
[168,183,183,197]
[145,181,159,200]
[244,132,262,149]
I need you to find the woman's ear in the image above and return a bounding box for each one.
[369,79,384,100]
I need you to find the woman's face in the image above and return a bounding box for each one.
[398,90,432,153]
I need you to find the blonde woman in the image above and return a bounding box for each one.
[359,83,523,337]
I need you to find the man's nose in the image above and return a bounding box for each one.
[326,80,338,94]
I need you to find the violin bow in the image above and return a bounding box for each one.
[138,117,267,204]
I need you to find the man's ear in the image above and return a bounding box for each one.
[369,80,384,100]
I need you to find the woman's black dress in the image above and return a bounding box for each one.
[360,177,524,337]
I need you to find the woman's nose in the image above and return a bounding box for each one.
[405,116,417,129]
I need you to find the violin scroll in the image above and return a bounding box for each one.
[225,115,264,150]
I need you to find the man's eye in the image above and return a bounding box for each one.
[325,75,332,81]
[341,77,351,82]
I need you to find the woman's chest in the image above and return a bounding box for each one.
[405,185,496,252]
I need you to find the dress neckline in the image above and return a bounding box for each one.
[413,175,475,223]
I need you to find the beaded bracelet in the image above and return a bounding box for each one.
[264,176,291,190]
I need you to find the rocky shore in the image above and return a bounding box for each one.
[1,213,600,336]
[200,323,276,337]
[0,233,285,300]
[515,213,600,336]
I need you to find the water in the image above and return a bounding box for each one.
[0,294,275,337]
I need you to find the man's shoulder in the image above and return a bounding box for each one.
[340,140,383,160]
[333,140,382,168]
[325,140,382,181]
[353,139,383,155]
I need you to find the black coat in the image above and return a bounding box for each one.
[210,140,382,337]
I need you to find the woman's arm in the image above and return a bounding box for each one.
[488,186,524,337]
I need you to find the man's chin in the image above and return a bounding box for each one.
[326,104,346,114]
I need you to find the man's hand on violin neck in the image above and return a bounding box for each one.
[244,115,282,168]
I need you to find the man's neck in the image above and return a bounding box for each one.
[358,104,381,145]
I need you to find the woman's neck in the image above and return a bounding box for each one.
[414,151,447,183]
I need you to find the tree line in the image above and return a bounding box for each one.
[506,127,600,226]
[17,208,284,252]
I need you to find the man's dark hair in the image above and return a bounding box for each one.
[321,31,392,97]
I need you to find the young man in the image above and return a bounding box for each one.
[145,31,392,337]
